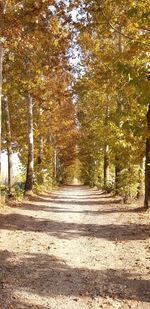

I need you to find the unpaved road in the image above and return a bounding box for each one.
[0,186,150,309]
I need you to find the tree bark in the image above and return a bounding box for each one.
[4,98,14,193]
[144,104,150,208]
[104,104,109,187]
[115,32,123,193]
[0,44,3,190]
[38,133,43,165]
[137,161,144,199]
[37,133,44,183]
[104,145,109,186]
[37,108,43,165]
[115,156,121,194]
[25,95,34,194]
[115,97,122,193]
[53,148,57,180]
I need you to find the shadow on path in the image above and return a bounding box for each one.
[0,213,149,241]
[1,186,150,308]
[0,250,150,304]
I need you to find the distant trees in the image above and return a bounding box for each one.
[1,0,150,209]
[74,0,150,206]
[1,1,77,195]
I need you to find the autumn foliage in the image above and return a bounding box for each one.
[0,0,150,207]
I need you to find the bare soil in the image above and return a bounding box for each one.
[0,186,150,309]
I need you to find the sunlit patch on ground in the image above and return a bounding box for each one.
[0,186,150,309]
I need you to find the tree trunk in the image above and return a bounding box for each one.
[115,157,121,194]
[137,161,144,199]
[25,95,34,194]
[144,104,150,208]
[37,133,44,184]
[115,98,122,194]
[53,149,57,180]
[115,33,123,193]
[0,44,3,190]
[104,104,109,187]
[38,133,43,165]
[104,144,109,187]
[4,98,13,194]
[37,108,43,165]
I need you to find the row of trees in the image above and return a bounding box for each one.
[0,0,150,208]
[0,0,77,195]
[74,0,150,207]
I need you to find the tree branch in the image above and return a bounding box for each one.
[95,2,150,47]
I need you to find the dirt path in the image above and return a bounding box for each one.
[0,186,150,309]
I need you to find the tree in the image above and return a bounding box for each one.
[74,0,150,203]
[144,105,150,208]
[0,43,3,189]
[25,95,34,193]
[4,97,13,194]
[1,1,77,193]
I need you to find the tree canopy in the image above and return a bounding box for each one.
[0,0,150,207]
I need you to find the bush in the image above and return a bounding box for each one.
[103,181,115,193]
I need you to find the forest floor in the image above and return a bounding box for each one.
[0,186,150,309]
